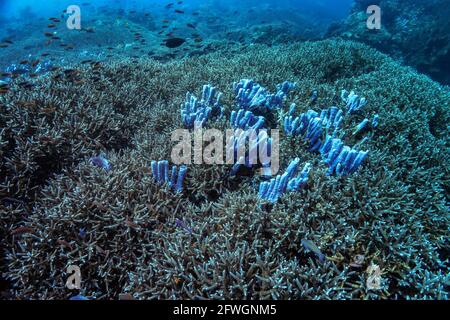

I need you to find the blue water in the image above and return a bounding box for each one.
[1,0,354,20]
[0,0,355,77]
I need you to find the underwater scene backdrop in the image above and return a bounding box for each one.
[0,0,449,300]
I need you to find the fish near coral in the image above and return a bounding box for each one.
[90,155,111,171]
[301,239,325,263]
[164,37,186,48]
[175,218,193,234]
[10,226,35,236]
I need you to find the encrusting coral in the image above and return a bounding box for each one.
[0,39,449,300]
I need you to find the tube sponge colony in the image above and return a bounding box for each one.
[284,104,369,175]
[151,160,188,193]
[284,107,343,151]
[233,79,296,113]
[341,89,368,114]
[259,158,312,203]
[201,84,224,117]
[277,81,297,95]
[230,109,265,130]
[181,84,223,128]
[228,129,272,176]
[320,136,368,175]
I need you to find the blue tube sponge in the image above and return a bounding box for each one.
[276,81,296,95]
[320,106,343,134]
[233,79,294,113]
[372,114,379,128]
[259,158,312,203]
[230,109,266,130]
[228,129,272,176]
[201,84,224,117]
[319,137,368,176]
[287,162,312,191]
[181,92,212,128]
[151,161,188,193]
[181,84,223,128]
[341,90,368,114]
[175,165,188,193]
[353,118,369,135]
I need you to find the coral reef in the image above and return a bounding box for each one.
[0,39,449,300]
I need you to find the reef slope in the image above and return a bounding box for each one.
[1,39,449,299]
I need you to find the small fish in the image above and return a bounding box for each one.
[57,239,73,250]
[175,9,184,14]
[10,226,35,235]
[186,23,196,29]
[175,218,193,234]
[63,69,79,75]
[124,219,140,229]
[79,228,86,238]
[301,239,325,263]
[119,293,134,300]
[48,24,56,28]
[164,37,186,48]
[310,90,318,104]
[90,155,111,171]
